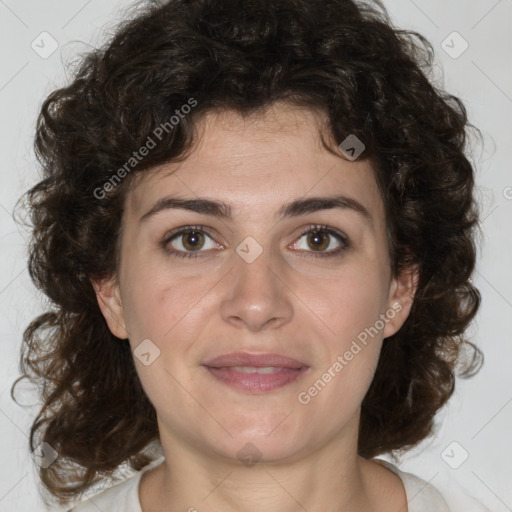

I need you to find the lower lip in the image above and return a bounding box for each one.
[204,366,309,393]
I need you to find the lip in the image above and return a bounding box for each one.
[202,352,310,393]
[203,351,308,369]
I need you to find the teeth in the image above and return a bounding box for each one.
[230,366,285,374]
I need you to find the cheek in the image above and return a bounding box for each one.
[316,263,389,341]
[120,255,217,346]
[119,253,178,340]
[298,283,384,423]
[301,264,387,393]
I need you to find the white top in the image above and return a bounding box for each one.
[67,456,465,512]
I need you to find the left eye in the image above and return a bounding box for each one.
[291,225,348,257]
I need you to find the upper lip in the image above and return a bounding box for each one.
[203,352,308,369]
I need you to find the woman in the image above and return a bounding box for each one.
[12,0,485,510]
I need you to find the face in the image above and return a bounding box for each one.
[93,103,417,464]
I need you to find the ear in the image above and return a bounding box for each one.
[90,275,128,339]
[382,265,419,339]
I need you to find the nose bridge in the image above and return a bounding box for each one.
[235,235,274,292]
[220,234,293,330]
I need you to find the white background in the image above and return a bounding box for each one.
[0,0,510,510]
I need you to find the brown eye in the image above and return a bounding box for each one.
[162,226,219,259]
[306,230,330,252]
[293,225,349,258]
[180,231,205,251]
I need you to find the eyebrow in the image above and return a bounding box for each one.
[139,194,372,225]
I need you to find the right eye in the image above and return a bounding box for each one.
[161,225,222,259]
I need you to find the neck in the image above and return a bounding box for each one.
[139,418,392,512]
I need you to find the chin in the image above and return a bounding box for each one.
[206,424,309,465]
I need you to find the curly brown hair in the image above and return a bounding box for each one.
[11,0,484,507]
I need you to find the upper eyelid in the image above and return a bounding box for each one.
[163,225,220,243]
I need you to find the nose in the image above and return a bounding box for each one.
[219,243,294,332]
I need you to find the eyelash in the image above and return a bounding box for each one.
[161,224,349,259]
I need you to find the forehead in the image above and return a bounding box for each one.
[125,104,384,228]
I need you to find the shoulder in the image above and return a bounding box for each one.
[372,458,492,512]
[373,458,451,512]
[68,474,141,512]
[68,456,165,512]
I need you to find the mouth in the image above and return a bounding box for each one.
[202,352,310,393]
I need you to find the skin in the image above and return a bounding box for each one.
[92,102,418,512]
